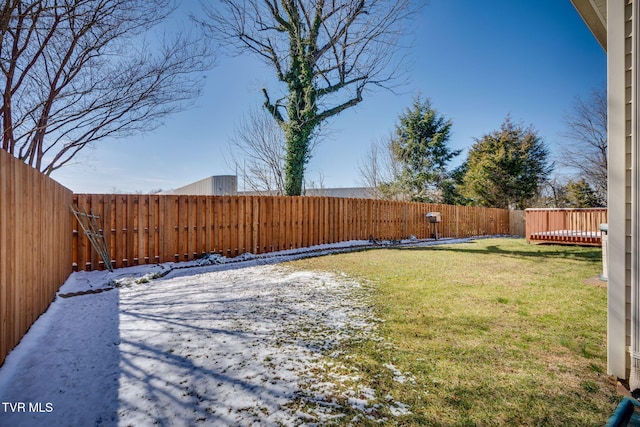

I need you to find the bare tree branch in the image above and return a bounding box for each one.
[196,0,418,195]
[561,85,607,204]
[227,106,323,194]
[230,107,287,194]
[358,135,403,199]
[1,0,214,175]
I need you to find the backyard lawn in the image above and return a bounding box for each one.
[0,237,620,426]
[288,237,620,426]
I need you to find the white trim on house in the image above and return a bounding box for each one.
[572,0,632,380]
[606,0,629,381]
[631,0,640,388]
[571,0,607,48]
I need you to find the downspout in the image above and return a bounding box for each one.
[631,0,640,392]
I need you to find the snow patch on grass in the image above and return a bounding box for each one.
[0,261,415,425]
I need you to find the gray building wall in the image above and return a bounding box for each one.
[164,175,238,195]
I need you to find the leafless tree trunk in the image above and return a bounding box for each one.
[227,106,322,194]
[198,0,417,195]
[1,0,213,175]
[358,137,403,199]
[358,140,384,199]
[227,107,287,195]
[561,86,607,204]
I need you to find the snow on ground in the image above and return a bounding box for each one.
[0,237,483,426]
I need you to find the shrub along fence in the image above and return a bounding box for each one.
[0,149,74,366]
[72,193,520,271]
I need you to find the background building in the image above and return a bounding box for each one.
[161,175,238,196]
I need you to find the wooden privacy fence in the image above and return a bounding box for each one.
[509,210,526,237]
[0,149,74,366]
[526,208,608,246]
[73,194,517,271]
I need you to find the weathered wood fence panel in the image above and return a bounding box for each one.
[73,194,515,270]
[525,208,607,246]
[510,210,526,237]
[0,162,523,368]
[0,149,73,366]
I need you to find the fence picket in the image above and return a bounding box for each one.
[62,194,521,270]
[1,150,73,366]
[1,145,531,369]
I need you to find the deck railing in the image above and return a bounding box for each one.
[525,208,607,246]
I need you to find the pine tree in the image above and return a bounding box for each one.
[461,116,552,209]
[565,178,602,207]
[390,97,461,202]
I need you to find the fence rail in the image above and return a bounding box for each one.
[73,194,518,271]
[525,208,607,246]
[0,151,524,368]
[0,150,73,366]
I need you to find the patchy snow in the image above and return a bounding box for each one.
[387,400,412,417]
[0,237,485,426]
[383,363,416,385]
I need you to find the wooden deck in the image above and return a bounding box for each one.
[526,208,607,246]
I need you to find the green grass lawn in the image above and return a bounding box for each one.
[287,237,620,426]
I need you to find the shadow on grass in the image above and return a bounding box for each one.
[385,241,602,263]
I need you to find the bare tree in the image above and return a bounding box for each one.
[227,107,287,194]
[561,86,607,204]
[304,170,326,193]
[198,0,418,195]
[1,0,213,175]
[358,140,384,199]
[358,136,403,199]
[533,177,569,208]
[228,106,323,194]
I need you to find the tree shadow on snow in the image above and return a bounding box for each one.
[0,289,121,427]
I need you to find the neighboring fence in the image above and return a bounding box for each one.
[72,194,518,271]
[525,208,608,246]
[0,149,74,366]
[509,210,526,237]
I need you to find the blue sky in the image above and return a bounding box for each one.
[53,0,606,193]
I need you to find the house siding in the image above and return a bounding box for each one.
[577,0,639,383]
[607,0,631,379]
[626,0,632,371]
[163,176,238,196]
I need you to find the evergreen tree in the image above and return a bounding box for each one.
[461,116,552,209]
[390,97,461,202]
[565,178,602,207]
[441,163,471,205]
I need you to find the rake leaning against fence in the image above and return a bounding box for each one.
[72,194,517,271]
